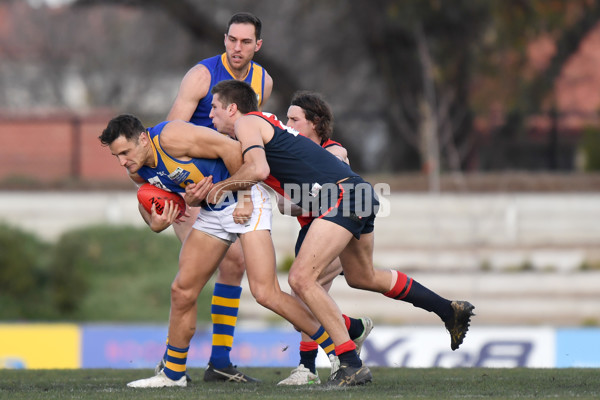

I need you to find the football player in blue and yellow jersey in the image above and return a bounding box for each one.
[164,12,273,383]
[167,12,272,128]
[100,114,344,389]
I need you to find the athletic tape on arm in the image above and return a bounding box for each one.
[242,145,265,159]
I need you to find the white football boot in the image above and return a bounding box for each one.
[277,364,321,385]
[328,353,340,376]
[127,370,187,388]
[354,317,374,356]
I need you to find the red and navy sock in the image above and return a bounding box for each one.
[298,341,319,373]
[335,340,361,368]
[384,270,453,322]
[343,314,365,341]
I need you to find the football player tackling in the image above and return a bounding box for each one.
[207,80,476,387]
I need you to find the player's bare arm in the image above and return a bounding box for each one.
[166,64,211,121]
[259,72,274,110]
[207,116,272,203]
[160,120,243,175]
[276,192,303,216]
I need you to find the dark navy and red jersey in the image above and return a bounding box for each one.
[295,138,343,228]
[250,112,356,206]
[249,112,378,240]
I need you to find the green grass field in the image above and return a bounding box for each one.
[0,367,598,400]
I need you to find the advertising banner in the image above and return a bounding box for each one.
[357,326,555,368]
[2,324,597,369]
[81,324,301,368]
[555,328,600,367]
[0,324,80,369]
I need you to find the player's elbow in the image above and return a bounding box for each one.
[253,163,270,182]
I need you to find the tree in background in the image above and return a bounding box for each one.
[2,0,600,174]
[349,0,600,181]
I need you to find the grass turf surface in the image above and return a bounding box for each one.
[0,367,598,400]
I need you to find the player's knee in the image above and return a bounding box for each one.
[170,282,196,309]
[250,287,275,309]
[218,254,246,283]
[227,258,246,278]
[288,271,312,298]
[217,263,245,284]
[250,280,285,310]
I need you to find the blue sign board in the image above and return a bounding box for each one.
[81,324,301,369]
[556,328,600,367]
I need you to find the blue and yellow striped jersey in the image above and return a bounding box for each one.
[137,121,235,209]
[189,53,266,129]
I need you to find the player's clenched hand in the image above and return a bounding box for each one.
[149,200,180,232]
[232,190,254,225]
[184,176,213,207]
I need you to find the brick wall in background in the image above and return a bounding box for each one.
[0,112,131,185]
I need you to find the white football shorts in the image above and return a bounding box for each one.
[192,184,272,243]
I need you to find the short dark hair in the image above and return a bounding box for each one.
[291,91,334,140]
[227,12,262,40]
[99,114,145,146]
[211,80,259,114]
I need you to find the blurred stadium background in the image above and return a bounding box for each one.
[1,0,599,371]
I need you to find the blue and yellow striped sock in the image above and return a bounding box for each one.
[209,283,242,369]
[162,343,188,381]
[310,326,336,357]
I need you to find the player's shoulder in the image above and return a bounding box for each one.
[160,120,197,142]
[263,68,273,82]
[243,112,283,129]
[198,54,221,68]
[235,112,277,139]
[323,138,342,148]
[238,112,267,127]
[185,63,211,81]
[163,119,189,129]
